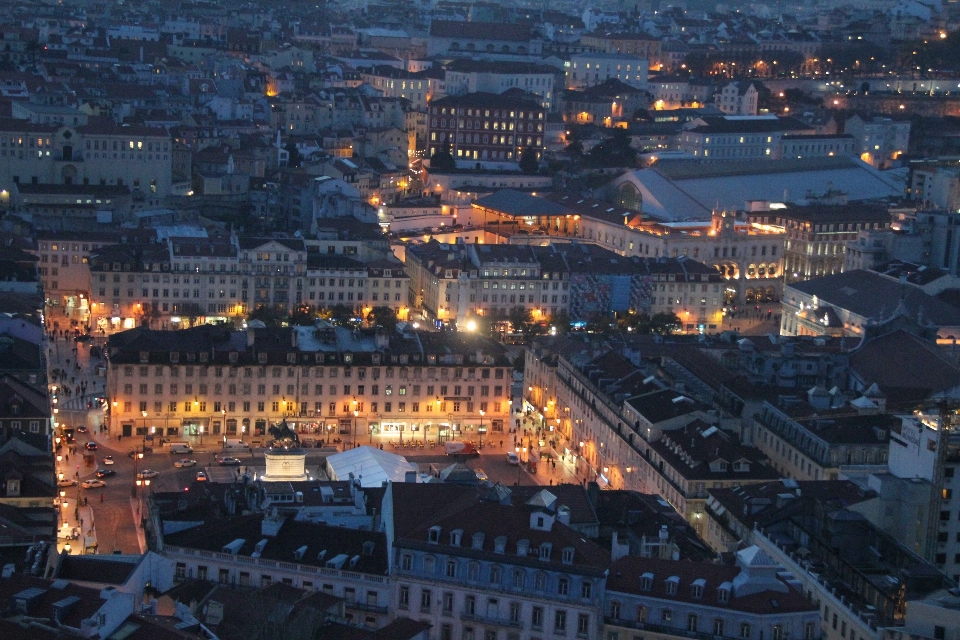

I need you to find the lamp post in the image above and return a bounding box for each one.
[351,398,358,448]
[221,408,226,438]
[478,410,485,450]
[135,478,150,523]
[132,450,143,498]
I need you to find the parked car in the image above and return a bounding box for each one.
[57,478,77,487]
[96,468,116,478]
[217,457,241,466]
[81,479,106,489]
[173,458,197,468]
[195,471,208,482]
[84,442,98,451]
[506,452,520,465]
[137,469,159,479]
[474,468,489,482]
[102,456,114,465]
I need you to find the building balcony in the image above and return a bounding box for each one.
[604,617,773,640]
[346,601,388,614]
[461,612,522,628]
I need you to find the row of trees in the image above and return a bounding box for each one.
[466,306,683,337]
[249,304,400,331]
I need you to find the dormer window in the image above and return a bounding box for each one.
[428,526,441,544]
[717,582,731,604]
[258,353,267,364]
[494,536,507,554]
[665,576,679,595]
[472,532,485,550]
[691,578,706,599]
[450,529,463,546]
[640,572,653,591]
[229,352,238,363]
[170,352,179,363]
[139,351,149,363]
[733,460,750,472]
[517,539,530,557]
[287,353,296,364]
[561,547,574,565]
[539,542,552,560]
[199,352,208,363]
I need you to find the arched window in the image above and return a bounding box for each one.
[616,182,642,211]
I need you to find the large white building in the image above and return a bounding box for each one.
[88,234,410,332]
[444,60,558,111]
[0,113,173,203]
[566,53,649,91]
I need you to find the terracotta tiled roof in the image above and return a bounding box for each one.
[429,20,534,42]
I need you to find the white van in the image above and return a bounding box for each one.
[222,439,251,453]
[169,443,193,454]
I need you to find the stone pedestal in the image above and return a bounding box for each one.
[260,447,307,482]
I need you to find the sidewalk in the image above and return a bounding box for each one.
[128,497,148,554]
[55,499,97,555]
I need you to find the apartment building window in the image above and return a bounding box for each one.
[773,626,784,640]
[577,614,589,637]
[398,585,409,609]
[714,619,725,636]
[557,577,568,595]
[532,606,543,630]
[687,614,698,632]
[442,592,453,614]
[465,595,476,615]
[740,623,751,639]
[421,589,432,612]
[510,602,521,623]
[554,610,566,634]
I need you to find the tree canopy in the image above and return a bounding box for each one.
[430,141,456,171]
[367,306,399,332]
[519,147,539,174]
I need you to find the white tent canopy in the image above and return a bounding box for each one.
[325,446,418,487]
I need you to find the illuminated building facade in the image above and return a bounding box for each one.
[105,324,512,443]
